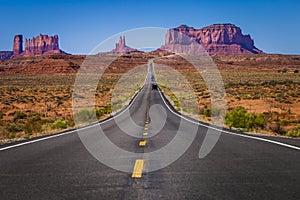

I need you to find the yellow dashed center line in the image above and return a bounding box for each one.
[132,159,144,178]
[139,140,147,146]
[131,117,149,178]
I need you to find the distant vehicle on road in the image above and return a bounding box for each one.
[152,83,158,90]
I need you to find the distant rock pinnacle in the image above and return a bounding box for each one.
[110,36,140,54]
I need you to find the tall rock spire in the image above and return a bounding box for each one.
[110,35,139,54]
[13,35,23,56]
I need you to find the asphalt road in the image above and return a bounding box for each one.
[0,62,299,200]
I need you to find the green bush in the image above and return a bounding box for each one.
[286,125,300,137]
[103,105,112,114]
[169,94,181,109]
[225,106,265,131]
[96,109,105,118]
[96,105,112,118]
[51,119,68,129]
[203,108,212,117]
[254,113,265,128]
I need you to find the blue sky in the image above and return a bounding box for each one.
[0,0,299,54]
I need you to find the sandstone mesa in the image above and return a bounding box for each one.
[159,24,263,55]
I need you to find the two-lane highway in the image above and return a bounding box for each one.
[0,61,299,199]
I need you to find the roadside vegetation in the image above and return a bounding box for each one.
[0,54,149,143]
[154,55,300,137]
[225,106,265,132]
[0,53,299,142]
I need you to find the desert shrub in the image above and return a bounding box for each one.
[269,122,286,135]
[203,108,212,117]
[7,122,24,132]
[254,113,265,129]
[13,111,27,121]
[95,105,112,118]
[173,100,181,109]
[28,113,41,121]
[286,125,300,137]
[24,114,43,134]
[280,119,289,126]
[203,108,223,118]
[225,106,265,131]
[96,109,105,118]
[8,133,16,139]
[225,82,235,88]
[102,105,112,114]
[169,94,181,108]
[74,109,97,123]
[51,119,69,129]
[0,111,4,119]
[42,123,52,133]
[0,126,9,139]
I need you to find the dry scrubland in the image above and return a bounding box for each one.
[0,53,300,143]
[155,54,300,137]
[0,54,150,143]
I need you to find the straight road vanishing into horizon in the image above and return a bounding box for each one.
[0,61,299,200]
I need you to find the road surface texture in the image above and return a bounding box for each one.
[0,62,299,200]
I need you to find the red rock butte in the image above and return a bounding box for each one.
[159,24,264,55]
[0,34,66,59]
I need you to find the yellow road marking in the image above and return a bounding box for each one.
[144,127,148,130]
[143,132,148,136]
[139,140,147,146]
[145,124,148,127]
[132,159,144,178]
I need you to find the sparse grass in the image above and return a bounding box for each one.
[154,55,300,136]
[0,54,149,142]
[1,53,300,140]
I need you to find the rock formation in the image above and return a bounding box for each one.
[1,34,66,60]
[24,34,62,55]
[159,24,264,55]
[13,35,23,56]
[109,36,140,54]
